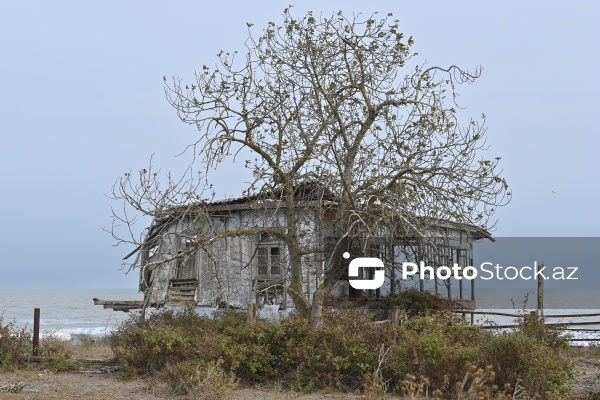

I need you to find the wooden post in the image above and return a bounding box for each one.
[471,279,475,325]
[390,306,401,326]
[389,244,396,296]
[418,239,424,292]
[459,276,465,320]
[247,303,257,323]
[537,263,544,318]
[33,308,40,356]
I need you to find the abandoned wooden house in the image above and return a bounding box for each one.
[95,186,492,313]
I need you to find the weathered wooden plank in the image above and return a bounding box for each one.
[93,298,144,306]
[454,310,600,319]
[481,321,600,329]
[92,298,147,311]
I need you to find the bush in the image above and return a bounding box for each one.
[38,335,78,372]
[0,318,77,372]
[218,312,377,389]
[164,359,237,398]
[110,307,574,397]
[0,317,31,371]
[111,310,222,378]
[386,312,484,392]
[281,318,376,391]
[482,315,573,395]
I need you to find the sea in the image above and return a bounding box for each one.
[0,287,599,344]
[0,288,143,340]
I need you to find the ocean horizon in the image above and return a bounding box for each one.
[0,288,142,340]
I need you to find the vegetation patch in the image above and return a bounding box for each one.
[369,288,454,314]
[0,317,31,371]
[37,335,79,372]
[110,308,574,398]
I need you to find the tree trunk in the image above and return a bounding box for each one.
[310,287,325,329]
[284,182,311,318]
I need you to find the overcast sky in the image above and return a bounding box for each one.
[1,1,598,289]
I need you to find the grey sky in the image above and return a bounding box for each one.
[1,1,598,289]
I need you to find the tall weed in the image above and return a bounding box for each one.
[0,316,31,371]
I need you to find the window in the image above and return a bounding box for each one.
[456,249,468,268]
[211,216,228,233]
[257,246,281,277]
[146,240,159,259]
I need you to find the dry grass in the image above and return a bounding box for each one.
[0,370,160,400]
[67,335,114,360]
[571,344,600,363]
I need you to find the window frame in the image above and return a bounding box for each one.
[255,234,283,279]
[256,245,282,278]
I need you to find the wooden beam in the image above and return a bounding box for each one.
[93,298,148,312]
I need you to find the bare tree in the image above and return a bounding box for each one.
[111,8,510,327]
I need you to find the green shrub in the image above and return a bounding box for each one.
[0,317,31,371]
[482,316,573,395]
[110,307,574,397]
[38,335,78,372]
[111,310,223,378]
[518,313,572,348]
[389,312,483,392]
[283,322,376,390]
[112,324,192,376]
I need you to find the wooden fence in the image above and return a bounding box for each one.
[454,272,600,342]
[453,309,600,341]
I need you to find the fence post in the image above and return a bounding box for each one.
[537,263,544,319]
[33,308,40,356]
[390,306,401,325]
[247,303,257,323]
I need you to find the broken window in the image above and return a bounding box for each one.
[179,233,198,249]
[254,234,286,307]
[257,246,281,277]
[146,240,159,259]
[210,215,228,233]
